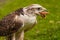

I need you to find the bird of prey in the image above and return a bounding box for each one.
[0,4,48,40]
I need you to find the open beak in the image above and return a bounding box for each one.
[39,11,48,18]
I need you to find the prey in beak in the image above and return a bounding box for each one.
[39,10,48,18]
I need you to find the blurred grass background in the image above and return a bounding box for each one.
[0,0,60,40]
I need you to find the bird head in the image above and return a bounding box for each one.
[23,4,48,18]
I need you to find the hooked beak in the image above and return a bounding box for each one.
[39,11,48,18]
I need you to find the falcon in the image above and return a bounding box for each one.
[0,4,48,40]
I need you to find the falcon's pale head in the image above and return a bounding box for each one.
[23,4,48,18]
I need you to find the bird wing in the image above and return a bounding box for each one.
[0,8,23,36]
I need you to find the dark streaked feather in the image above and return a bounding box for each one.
[0,8,23,36]
[14,8,24,15]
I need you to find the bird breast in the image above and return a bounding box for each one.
[20,14,37,29]
[20,14,36,24]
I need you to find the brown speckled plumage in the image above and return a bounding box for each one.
[0,8,23,36]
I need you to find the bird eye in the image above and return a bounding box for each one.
[37,8,41,10]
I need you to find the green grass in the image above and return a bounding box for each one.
[0,0,60,40]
